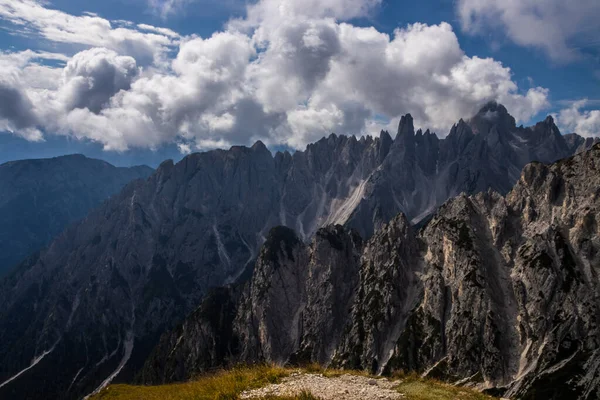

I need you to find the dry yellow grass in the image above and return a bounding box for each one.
[91,365,289,400]
[90,365,495,400]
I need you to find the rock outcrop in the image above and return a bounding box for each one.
[144,144,600,399]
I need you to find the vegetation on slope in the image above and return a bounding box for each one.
[91,365,303,400]
[90,365,496,400]
[393,373,495,400]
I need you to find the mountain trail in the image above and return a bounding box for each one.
[240,372,405,400]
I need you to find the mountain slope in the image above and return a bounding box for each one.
[0,103,591,400]
[0,154,152,276]
[0,134,393,400]
[144,144,600,399]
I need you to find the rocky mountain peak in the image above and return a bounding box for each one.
[260,226,302,269]
[469,101,516,135]
[396,113,415,140]
[251,140,270,154]
[390,113,416,161]
[477,100,509,116]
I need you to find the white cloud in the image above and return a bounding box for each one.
[0,50,68,140]
[59,48,138,113]
[137,23,180,38]
[0,0,551,152]
[0,0,178,66]
[177,142,192,154]
[457,0,600,62]
[555,100,600,137]
[303,22,549,135]
[146,0,189,19]
[230,0,382,30]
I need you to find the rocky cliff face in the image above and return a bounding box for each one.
[346,103,575,237]
[144,144,600,399]
[0,103,592,400]
[0,154,152,276]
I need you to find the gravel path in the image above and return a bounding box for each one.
[241,372,405,400]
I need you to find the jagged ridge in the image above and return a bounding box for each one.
[143,144,600,399]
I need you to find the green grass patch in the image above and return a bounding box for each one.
[299,362,373,378]
[394,373,496,400]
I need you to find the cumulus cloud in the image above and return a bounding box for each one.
[59,48,138,113]
[0,0,552,152]
[231,0,382,30]
[0,83,39,131]
[0,50,68,140]
[457,0,600,62]
[555,100,600,137]
[296,22,549,138]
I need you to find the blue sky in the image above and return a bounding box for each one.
[0,0,599,167]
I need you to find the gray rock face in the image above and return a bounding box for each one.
[346,102,576,237]
[144,144,600,399]
[0,103,593,400]
[0,154,152,276]
[141,224,363,383]
[564,133,600,155]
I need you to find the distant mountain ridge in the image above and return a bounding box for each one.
[0,103,596,399]
[0,154,153,276]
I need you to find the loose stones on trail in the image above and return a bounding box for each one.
[240,372,405,400]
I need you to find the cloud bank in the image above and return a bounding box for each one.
[0,0,555,152]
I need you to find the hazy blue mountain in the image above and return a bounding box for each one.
[0,154,152,276]
[0,132,183,168]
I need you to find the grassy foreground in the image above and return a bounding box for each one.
[91,366,312,400]
[90,365,496,400]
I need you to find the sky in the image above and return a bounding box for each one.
[0,0,599,167]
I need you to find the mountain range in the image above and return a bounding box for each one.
[0,102,598,400]
[143,142,600,399]
[0,155,152,276]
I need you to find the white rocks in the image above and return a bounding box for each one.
[240,372,404,400]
